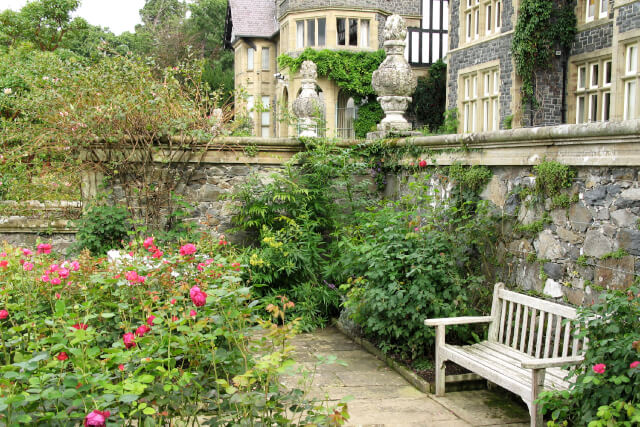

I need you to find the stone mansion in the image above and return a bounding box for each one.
[224,0,640,137]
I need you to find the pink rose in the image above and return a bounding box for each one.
[57,352,69,361]
[125,271,139,283]
[23,262,34,271]
[630,361,640,369]
[419,159,427,167]
[0,309,8,319]
[51,277,61,285]
[55,293,61,299]
[146,315,155,326]
[0,252,6,257]
[70,261,80,271]
[190,286,207,307]
[49,264,59,272]
[118,364,125,371]
[593,363,606,374]
[84,410,110,427]
[170,298,176,305]
[179,243,197,256]
[190,309,197,317]
[22,248,33,256]
[135,324,150,337]
[123,332,136,349]
[58,267,70,279]
[41,274,50,282]
[36,243,52,254]
[152,249,163,259]
[143,237,155,249]
[197,263,205,271]
[0,260,7,269]
[72,323,88,330]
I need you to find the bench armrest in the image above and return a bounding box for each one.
[520,356,584,370]
[424,316,493,327]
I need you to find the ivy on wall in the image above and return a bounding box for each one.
[409,59,447,132]
[278,48,385,98]
[512,0,576,107]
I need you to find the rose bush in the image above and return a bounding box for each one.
[0,237,348,425]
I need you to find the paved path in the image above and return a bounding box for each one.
[283,327,530,427]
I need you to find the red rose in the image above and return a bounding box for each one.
[57,352,69,361]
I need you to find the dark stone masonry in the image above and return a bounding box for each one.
[617,2,640,34]
[570,22,613,56]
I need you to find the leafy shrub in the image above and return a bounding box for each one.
[353,98,383,139]
[74,204,132,255]
[533,160,575,198]
[539,286,640,425]
[410,59,447,132]
[331,174,496,360]
[0,238,347,425]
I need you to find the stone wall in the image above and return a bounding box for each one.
[617,1,640,34]
[401,119,640,306]
[570,22,614,55]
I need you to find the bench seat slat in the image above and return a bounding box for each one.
[475,342,571,388]
[442,343,569,404]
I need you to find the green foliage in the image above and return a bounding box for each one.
[503,115,513,129]
[512,0,576,106]
[353,98,383,138]
[600,249,629,260]
[448,164,493,195]
[577,255,589,267]
[74,204,132,255]
[514,214,552,236]
[278,48,385,98]
[533,160,576,198]
[438,108,459,134]
[332,174,496,360]
[538,286,640,425]
[588,401,640,426]
[551,193,572,209]
[410,60,447,132]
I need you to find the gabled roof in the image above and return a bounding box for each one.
[225,0,278,46]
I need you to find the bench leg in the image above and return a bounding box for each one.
[530,368,546,427]
[435,325,446,396]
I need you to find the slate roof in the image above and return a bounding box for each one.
[227,0,278,44]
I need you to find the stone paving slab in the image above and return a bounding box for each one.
[287,327,531,426]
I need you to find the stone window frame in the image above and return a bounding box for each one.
[622,40,639,120]
[573,56,613,124]
[295,16,327,49]
[459,62,500,133]
[336,17,371,48]
[460,0,502,45]
[261,47,270,71]
[247,47,255,71]
[261,96,271,138]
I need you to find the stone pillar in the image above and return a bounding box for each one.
[371,15,417,133]
[292,61,321,137]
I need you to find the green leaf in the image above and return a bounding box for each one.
[119,394,139,403]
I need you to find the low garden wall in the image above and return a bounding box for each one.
[4,120,640,307]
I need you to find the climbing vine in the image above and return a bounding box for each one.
[512,0,576,107]
[278,48,385,98]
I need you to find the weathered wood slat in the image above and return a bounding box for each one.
[528,309,537,356]
[536,311,545,358]
[506,301,514,346]
[520,306,529,353]
[499,298,507,343]
[512,303,522,349]
[553,315,563,358]
[544,314,553,358]
[562,322,571,358]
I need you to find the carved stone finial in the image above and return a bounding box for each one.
[371,14,417,134]
[293,60,322,137]
[383,14,408,42]
[300,60,317,81]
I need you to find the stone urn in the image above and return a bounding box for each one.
[371,15,417,132]
[292,60,322,137]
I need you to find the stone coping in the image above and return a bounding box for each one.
[0,201,80,233]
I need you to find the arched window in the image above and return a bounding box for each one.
[336,91,356,139]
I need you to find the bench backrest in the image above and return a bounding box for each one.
[487,283,587,359]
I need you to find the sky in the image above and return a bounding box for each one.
[1,0,146,35]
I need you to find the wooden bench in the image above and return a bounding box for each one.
[424,283,586,427]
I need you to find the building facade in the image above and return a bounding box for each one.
[447,0,640,132]
[225,0,449,138]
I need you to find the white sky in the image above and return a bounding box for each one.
[1,0,146,35]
